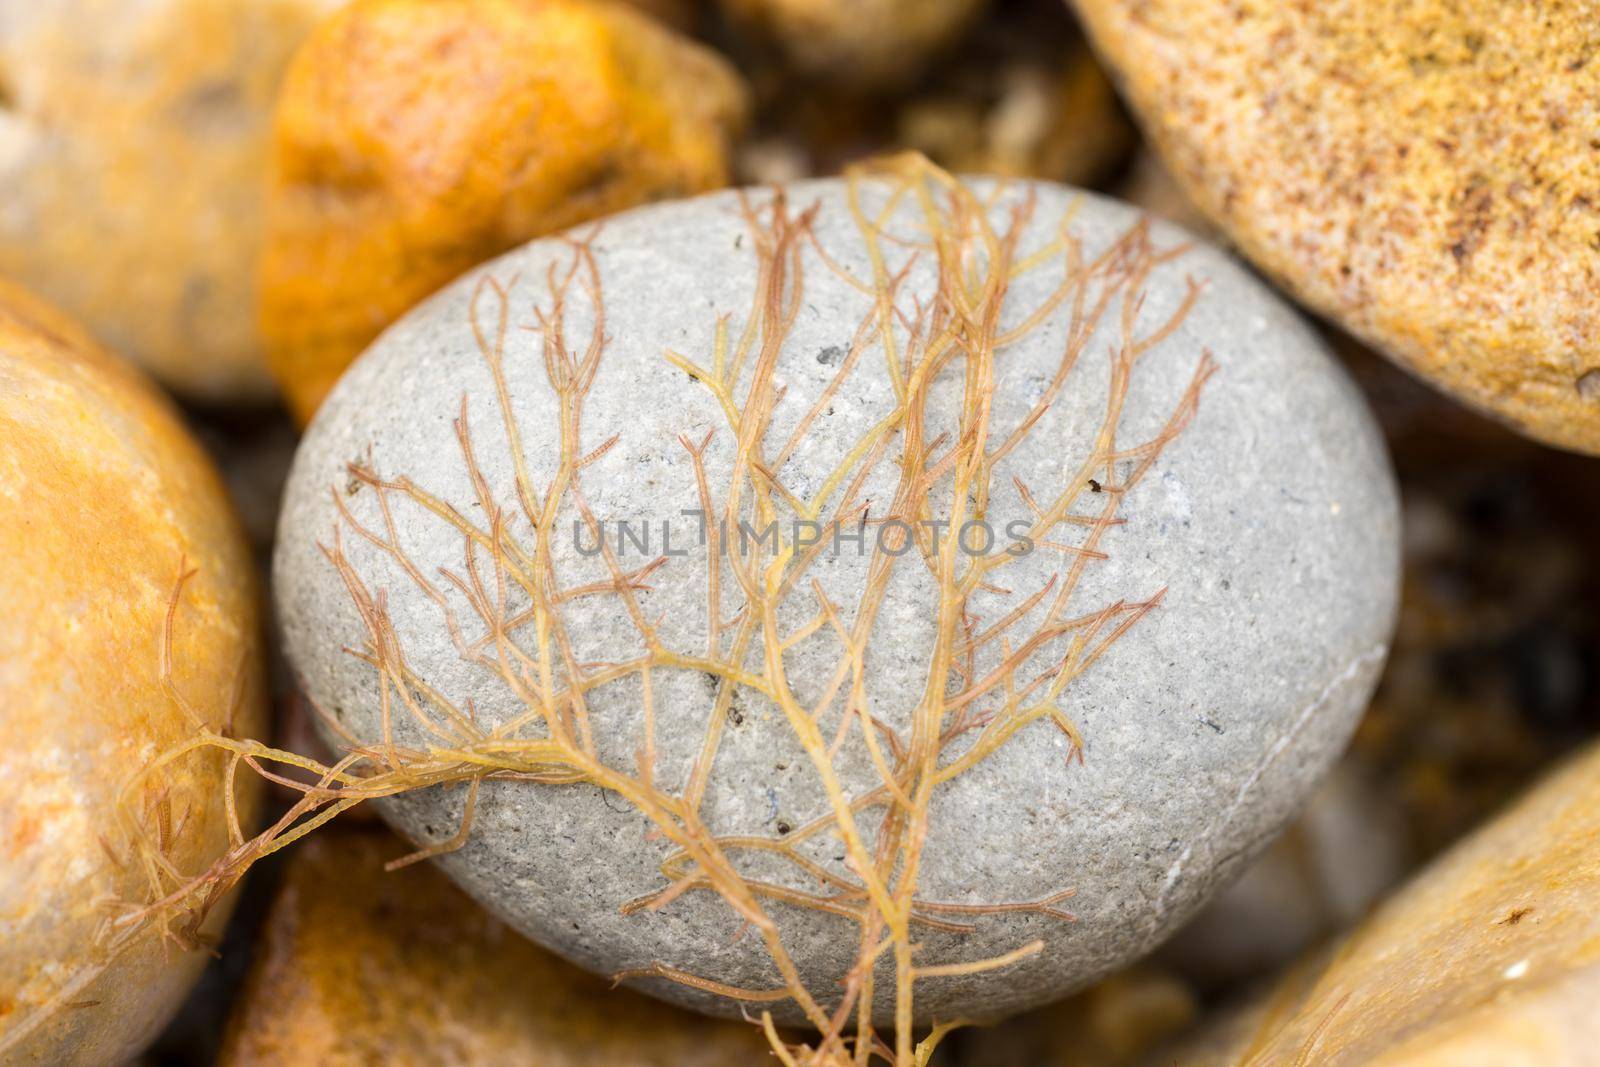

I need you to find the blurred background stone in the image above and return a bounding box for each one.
[1157,765,1411,994]
[737,0,1132,187]
[260,0,749,422]
[949,966,1197,1066]
[0,0,345,403]
[717,0,985,90]
[216,829,774,1067]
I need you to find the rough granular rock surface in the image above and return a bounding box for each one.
[1074,0,1600,456]
[275,171,1400,1025]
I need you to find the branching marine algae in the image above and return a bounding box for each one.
[104,155,1212,1066]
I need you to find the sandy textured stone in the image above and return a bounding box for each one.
[219,829,772,1067]
[0,281,267,1065]
[260,0,748,424]
[275,173,1399,1025]
[1074,0,1600,455]
[720,0,985,87]
[0,0,343,402]
[1153,740,1600,1067]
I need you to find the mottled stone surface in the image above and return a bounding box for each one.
[1075,0,1600,456]
[1153,740,1600,1067]
[0,280,266,1065]
[0,0,343,402]
[275,174,1399,1024]
[260,0,748,423]
[219,829,772,1067]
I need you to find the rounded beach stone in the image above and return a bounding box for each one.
[275,170,1400,1025]
[0,0,344,403]
[1073,0,1600,456]
[260,0,749,424]
[0,280,267,1064]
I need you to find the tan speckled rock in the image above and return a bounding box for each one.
[1075,0,1600,455]
[260,0,748,424]
[0,0,344,403]
[219,829,774,1067]
[1148,740,1600,1067]
[0,281,267,1065]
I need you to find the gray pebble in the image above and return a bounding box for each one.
[274,174,1400,1025]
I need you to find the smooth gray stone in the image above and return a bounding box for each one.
[274,175,1400,1026]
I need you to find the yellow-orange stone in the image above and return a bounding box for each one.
[0,0,345,403]
[1074,0,1600,456]
[0,280,267,1065]
[218,829,775,1066]
[1154,741,1600,1066]
[260,0,749,424]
